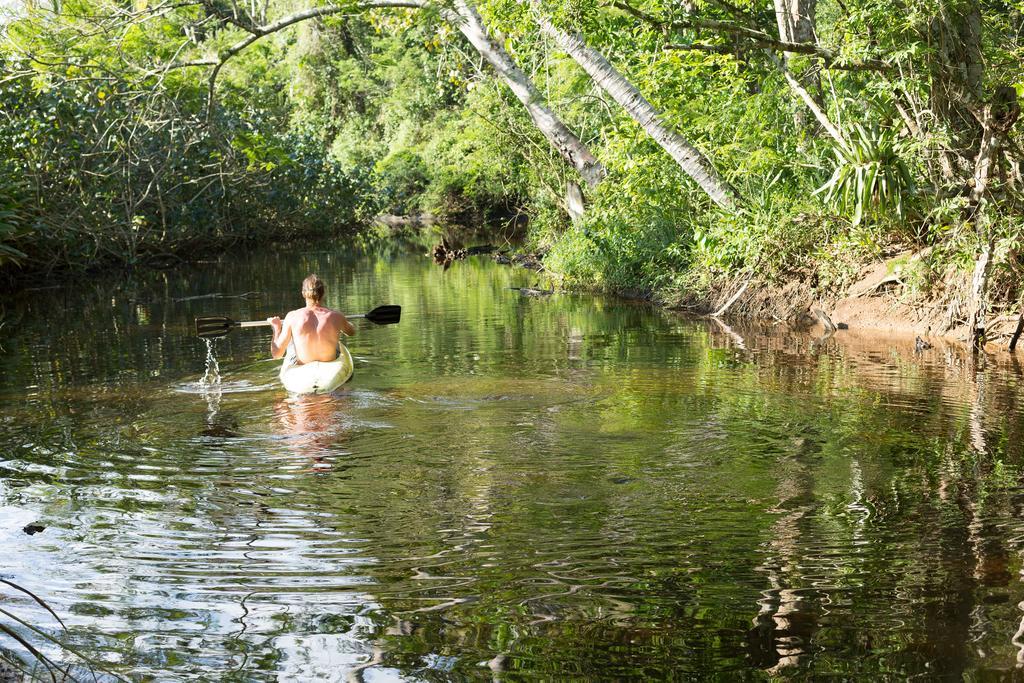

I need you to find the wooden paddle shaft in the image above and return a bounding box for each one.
[237,313,365,328]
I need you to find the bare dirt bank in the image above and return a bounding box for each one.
[676,250,1024,354]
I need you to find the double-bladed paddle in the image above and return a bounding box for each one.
[195,305,401,339]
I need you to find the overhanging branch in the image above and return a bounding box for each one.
[613,0,890,71]
[664,41,888,71]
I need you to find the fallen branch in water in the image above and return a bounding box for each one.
[811,307,838,333]
[173,291,262,302]
[711,278,750,317]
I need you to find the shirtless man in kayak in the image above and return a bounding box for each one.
[268,274,355,363]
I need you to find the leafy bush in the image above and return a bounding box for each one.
[546,140,704,293]
[374,150,430,215]
[0,169,29,267]
[0,53,373,277]
[419,106,527,226]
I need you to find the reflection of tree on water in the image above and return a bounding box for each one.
[748,435,821,673]
[274,394,350,471]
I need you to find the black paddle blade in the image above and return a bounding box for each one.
[364,305,401,325]
[195,316,236,339]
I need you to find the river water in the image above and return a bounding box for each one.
[2,244,1024,680]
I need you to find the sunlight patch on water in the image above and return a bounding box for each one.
[173,379,272,395]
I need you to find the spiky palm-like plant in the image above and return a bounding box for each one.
[815,124,916,226]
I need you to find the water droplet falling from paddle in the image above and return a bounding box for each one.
[200,338,221,386]
[198,338,223,427]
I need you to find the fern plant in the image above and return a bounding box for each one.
[815,124,916,226]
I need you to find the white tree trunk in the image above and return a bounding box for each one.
[773,0,820,129]
[773,0,816,47]
[532,12,736,209]
[448,0,605,187]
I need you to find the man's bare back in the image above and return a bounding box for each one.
[269,275,355,364]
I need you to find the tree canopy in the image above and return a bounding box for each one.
[1,0,1022,332]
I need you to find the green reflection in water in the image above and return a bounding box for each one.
[2,245,1024,679]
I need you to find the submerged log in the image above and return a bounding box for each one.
[491,250,545,270]
[173,291,262,302]
[431,241,497,268]
[511,253,545,271]
[510,285,554,297]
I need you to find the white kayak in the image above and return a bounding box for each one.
[279,344,354,394]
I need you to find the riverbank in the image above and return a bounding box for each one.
[483,238,1024,353]
[670,251,1023,352]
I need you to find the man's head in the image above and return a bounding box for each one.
[302,274,325,304]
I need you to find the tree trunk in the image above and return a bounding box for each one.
[971,114,1002,204]
[966,238,993,352]
[773,0,819,129]
[773,0,816,46]
[449,0,605,187]
[532,11,737,209]
[970,85,1020,204]
[929,0,984,176]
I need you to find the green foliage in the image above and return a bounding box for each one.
[1,0,1022,312]
[815,124,916,226]
[419,111,526,225]
[285,15,528,227]
[546,142,702,293]
[0,169,29,267]
[375,150,430,215]
[0,27,371,276]
[0,0,387,278]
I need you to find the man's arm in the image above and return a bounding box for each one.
[337,312,355,337]
[268,315,292,359]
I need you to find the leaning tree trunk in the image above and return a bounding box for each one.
[448,0,605,187]
[532,11,737,209]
